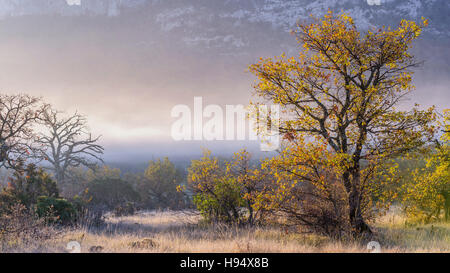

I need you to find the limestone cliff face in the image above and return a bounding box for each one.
[0,1,448,68]
[0,1,448,39]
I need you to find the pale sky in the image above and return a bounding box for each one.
[0,9,447,162]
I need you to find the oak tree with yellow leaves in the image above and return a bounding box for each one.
[249,12,436,236]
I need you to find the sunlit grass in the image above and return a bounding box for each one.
[2,209,449,253]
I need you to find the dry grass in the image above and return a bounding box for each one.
[372,207,450,252]
[2,209,449,253]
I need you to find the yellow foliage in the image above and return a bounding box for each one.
[248,12,436,235]
[402,110,450,223]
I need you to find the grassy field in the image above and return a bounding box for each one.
[3,209,449,253]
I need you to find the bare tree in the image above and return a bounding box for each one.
[38,109,104,185]
[0,94,48,170]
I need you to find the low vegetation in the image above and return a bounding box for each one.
[1,210,448,253]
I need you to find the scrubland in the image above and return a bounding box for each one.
[3,209,448,253]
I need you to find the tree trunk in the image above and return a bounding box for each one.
[247,200,254,225]
[348,170,372,237]
[349,188,372,236]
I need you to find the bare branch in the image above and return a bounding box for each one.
[37,109,104,184]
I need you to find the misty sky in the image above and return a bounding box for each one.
[0,4,448,162]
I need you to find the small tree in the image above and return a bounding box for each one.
[139,157,187,209]
[38,109,104,187]
[249,12,435,236]
[187,150,267,225]
[188,150,243,223]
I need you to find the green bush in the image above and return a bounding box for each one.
[36,196,77,225]
[187,150,266,225]
[192,177,244,224]
[0,164,59,213]
[139,157,188,209]
[83,178,139,211]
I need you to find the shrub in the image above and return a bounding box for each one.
[83,178,139,211]
[187,150,266,224]
[139,157,188,209]
[36,196,77,225]
[0,164,59,213]
[400,111,449,224]
[0,203,54,251]
[193,177,244,223]
[402,147,449,223]
[113,202,136,217]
